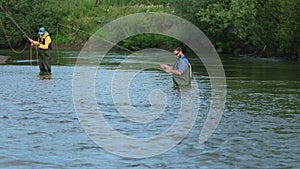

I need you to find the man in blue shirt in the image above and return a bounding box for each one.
[160,47,192,87]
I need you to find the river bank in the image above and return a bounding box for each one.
[1,44,299,62]
[52,43,84,51]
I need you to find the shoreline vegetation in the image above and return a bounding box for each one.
[0,0,299,60]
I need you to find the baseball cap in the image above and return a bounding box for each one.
[38,27,45,35]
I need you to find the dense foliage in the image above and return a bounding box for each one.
[197,0,300,57]
[0,0,299,57]
[0,0,60,46]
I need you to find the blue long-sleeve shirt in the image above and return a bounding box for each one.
[173,55,189,74]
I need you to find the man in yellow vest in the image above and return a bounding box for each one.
[29,27,52,75]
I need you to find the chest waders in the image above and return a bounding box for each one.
[172,64,192,88]
[38,35,51,74]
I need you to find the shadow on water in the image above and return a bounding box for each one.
[39,74,52,80]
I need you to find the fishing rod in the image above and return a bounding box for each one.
[0,5,38,69]
[0,5,30,39]
[58,23,137,55]
[1,4,134,55]
[0,19,29,54]
[0,5,31,54]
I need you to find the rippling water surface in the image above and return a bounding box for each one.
[0,50,299,168]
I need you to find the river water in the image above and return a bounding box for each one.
[0,49,299,168]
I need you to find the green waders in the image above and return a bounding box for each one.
[38,48,51,74]
[172,65,191,88]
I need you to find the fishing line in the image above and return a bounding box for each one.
[58,23,137,55]
[0,5,30,39]
[0,19,28,54]
[0,5,38,71]
[29,45,39,72]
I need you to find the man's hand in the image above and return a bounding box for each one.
[28,38,33,43]
[160,64,171,69]
[28,38,40,46]
[165,69,172,73]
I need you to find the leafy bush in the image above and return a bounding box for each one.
[1,0,299,57]
[0,0,60,46]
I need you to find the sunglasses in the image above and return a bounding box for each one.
[174,52,179,56]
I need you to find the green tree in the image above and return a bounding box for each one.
[197,0,300,57]
[0,0,60,46]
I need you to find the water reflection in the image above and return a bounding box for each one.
[39,74,52,80]
[0,49,299,168]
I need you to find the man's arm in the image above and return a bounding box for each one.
[38,36,51,50]
[160,64,182,75]
[165,68,182,75]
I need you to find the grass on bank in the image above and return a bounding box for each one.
[52,0,171,50]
